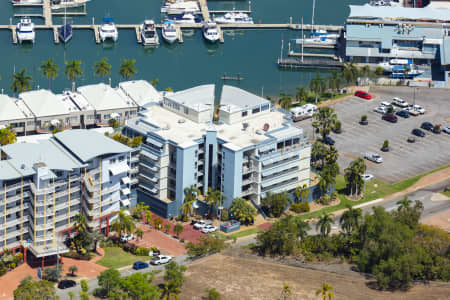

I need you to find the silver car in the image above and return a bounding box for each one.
[364,152,383,163]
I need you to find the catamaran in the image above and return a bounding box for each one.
[99,17,118,42]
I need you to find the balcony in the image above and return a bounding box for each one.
[0,181,31,193]
[139,184,158,195]
[241,185,257,197]
[243,164,258,174]
[261,167,299,187]
[139,173,159,184]
[0,216,29,229]
[29,182,55,196]
[140,160,159,172]
[261,178,298,194]
[242,175,258,186]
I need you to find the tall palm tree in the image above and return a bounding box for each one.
[134,228,144,240]
[64,60,83,91]
[325,146,339,165]
[278,93,292,110]
[295,86,308,103]
[342,62,359,85]
[93,57,111,81]
[339,205,362,234]
[316,213,334,237]
[111,209,136,236]
[119,58,137,80]
[311,141,327,169]
[161,281,181,300]
[312,107,338,141]
[309,73,326,103]
[295,184,309,202]
[179,185,200,219]
[293,218,310,240]
[396,196,412,211]
[73,213,87,233]
[10,69,32,95]
[316,282,334,300]
[327,70,342,97]
[39,58,59,90]
[344,158,366,196]
[205,187,224,218]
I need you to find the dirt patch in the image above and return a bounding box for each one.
[171,249,450,300]
[421,210,450,231]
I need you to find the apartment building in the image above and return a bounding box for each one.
[0,130,133,261]
[126,85,311,218]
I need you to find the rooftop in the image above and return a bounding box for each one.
[54,129,132,162]
[348,4,450,22]
[0,159,34,181]
[62,91,95,112]
[77,83,137,111]
[118,80,162,107]
[219,85,270,113]
[19,89,74,118]
[165,84,215,112]
[0,95,28,122]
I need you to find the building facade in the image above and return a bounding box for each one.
[126,85,311,218]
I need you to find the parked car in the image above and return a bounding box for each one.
[380,101,391,108]
[201,225,217,234]
[133,261,149,270]
[395,110,409,118]
[392,97,409,108]
[58,280,76,289]
[442,125,450,134]
[382,113,398,123]
[412,128,425,137]
[411,104,425,114]
[373,106,387,114]
[421,122,434,131]
[405,106,420,116]
[322,136,335,146]
[193,220,209,229]
[120,234,135,243]
[150,255,172,265]
[354,90,372,99]
[362,174,374,181]
[364,152,383,163]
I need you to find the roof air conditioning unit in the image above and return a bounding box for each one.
[242,122,249,130]
[178,119,186,124]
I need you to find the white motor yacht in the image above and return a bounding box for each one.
[11,0,42,4]
[51,0,90,10]
[16,17,35,44]
[173,13,201,24]
[214,12,254,24]
[202,21,220,43]
[140,20,159,46]
[99,17,118,42]
[161,1,200,15]
[162,20,178,44]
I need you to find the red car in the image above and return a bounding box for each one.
[354,90,372,99]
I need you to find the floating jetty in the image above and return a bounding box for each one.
[277,58,343,69]
[221,73,244,81]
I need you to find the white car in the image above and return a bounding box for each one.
[373,106,387,114]
[442,125,450,134]
[392,97,409,108]
[380,101,391,108]
[193,220,208,229]
[362,174,374,181]
[150,255,172,265]
[411,104,425,114]
[201,225,217,234]
[364,152,383,163]
[120,234,135,243]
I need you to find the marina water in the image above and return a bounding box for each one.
[1,0,366,96]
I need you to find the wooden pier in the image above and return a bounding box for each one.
[53,26,59,44]
[277,58,343,69]
[135,27,142,44]
[288,51,338,60]
[176,26,183,43]
[198,0,210,22]
[217,25,224,43]
[42,0,52,26]
[11,26,17,44]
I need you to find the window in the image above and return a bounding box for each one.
[241,111,248,117]
[184,107,189,115]
[88,115,95,120]
[119,156,125,162]
[261,104,270,111]
[252,107,261,114]
[110,158,116,164]
[104,114,110,120]
[27,121,34,126]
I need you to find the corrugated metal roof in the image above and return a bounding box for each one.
[19,89,72,117]
[0,95,28,122]
[78,83,137,111]
[164,84,215,112]
[118,80,162,106]
[220,85,270,113]
[349,4,450,21]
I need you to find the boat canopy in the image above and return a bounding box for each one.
[102,17,114,23]
[164,20,174,25]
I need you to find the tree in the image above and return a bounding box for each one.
[164,223,172,233]
[68,265,78,277]
[93,57,112,80]
[149,78,159,87]
[135,228,144,240]
[279,284,292,300]
[185,235,227,258]
[163,261,187,299]
[80,279,89,293]
[312,106,338,141]
[261,192,290,218]
[111,209,136,237]
[39,58,59,89]
[316,213,334,237]
[173,223,183,238]
[342,62,359,85]
[0,126,17,145]
[230,198,257,225]
[309,73,326,103]
[295,184,310,202]
[316,282,334,300]
[120,272,160,300]
[295,86,308,103]
[279,93,292,110]
[10,69,32,94]
[179,185,200,220]
[327,70,342,97]
[68,291,75,300]
[119,58,137,80]
[14,277,58,300]
[359,65,371,85]
[145,209,153,224]
[73,213,87,233]
[133,202,149,220]
[64,60,83,91]
[97,269,121,297]
[311,141,327,169]
[161,281,180,300]
[152,217,163,230]
[205,187,224,218]
[207,288,221,300]
[396,196,412,211]
[344,158,366,196]
[43,266,61,282]
[339,205,362,234]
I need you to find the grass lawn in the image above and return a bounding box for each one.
[441,189,450,198]
[96,247,150,269]
[227,228,263,239]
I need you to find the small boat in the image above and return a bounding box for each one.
[295,35,337,46]
[173,13,201,24]
[162,20,178,44]
[11,0,42,4]
[391,65,424,78]
[99,17,118,42]
[310,29,340,39]
[214,12,253,24]
[202,21,220,43]
[58,6,72,43]
[51,0,90,10]
[161,1,200,15]
[140,20,159,46]
[16,17,35,44]
[378,59,412,72]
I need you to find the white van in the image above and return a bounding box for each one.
[392,97,409,108]
[290,107,307,122]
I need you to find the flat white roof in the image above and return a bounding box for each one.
[219,85,270,113]
[77,83,137,111]
[19,89,73,117]
[0,95,28,121]
[349,4,450,22]
[118,80,162,106]
[165,84,215,113]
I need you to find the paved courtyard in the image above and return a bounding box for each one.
[296,86,450,183]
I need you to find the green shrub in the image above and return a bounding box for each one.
[135,247,152,256]
[220,208,229,221]
[317,194,331,205]
[290,202,310,213]
[0,267,6,276]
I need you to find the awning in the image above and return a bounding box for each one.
[120,199,131,207]
[121,176,131,184]
[147,138,163,148]
[50,119,60,126]
[109,164,130,176]
[110,112,120,119]
[142,150,159,161]
[121,188,131,196]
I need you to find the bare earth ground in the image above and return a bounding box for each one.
[163,248,450,300]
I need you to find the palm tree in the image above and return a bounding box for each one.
[295,184,309,202]
[342,62,359,85]
[279,93,292,110]
[161,281,181,300]
[0,126,17,146]
[327,70,342,97]
[64,60,83,91]
[311,141,327,169]
[173,223,183,238]
[73,213,87,233]
[111,209,136,237]
[293,218,310,240]
[325,146,339,165]
[10,69,32,95]
[339,205,362,234]
[68,265,78,277]
[309,73,326,103]
[312,106,338,141]
[149,78,159,87]
[119,58,137,80]
[145,209,152,224]
[135,228,144,240]
[93,58,111,81]
[360,65,371,85]
[295,86,308,103]
[205,188,224,218]
[39,58,59,89]
[316,213,334,237]
[316,282,334,300]
[179,185,200,220]
[344,158,366,196]
[396,196,412,211]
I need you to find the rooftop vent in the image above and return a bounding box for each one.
[263,123,270,131]
[242,122,249,131]
[20,164,26,170]
[178,119,186,124]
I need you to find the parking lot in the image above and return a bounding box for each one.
[296,86,450,183]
